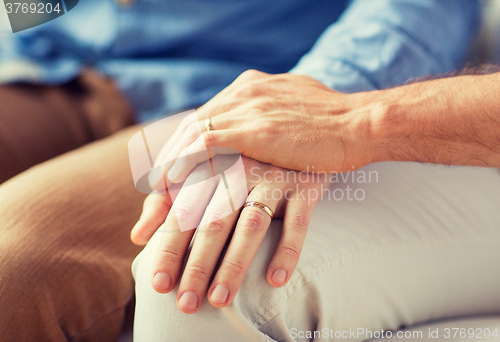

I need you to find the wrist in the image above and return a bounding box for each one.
[346,89,396,166]
[369,88,405,164]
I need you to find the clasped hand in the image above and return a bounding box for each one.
[132,153,329,314]
[130,70,380,313]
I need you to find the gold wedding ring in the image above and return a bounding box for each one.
[242,201,274,219]
[205,118,214,132]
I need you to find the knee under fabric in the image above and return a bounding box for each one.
[132,162,500,342]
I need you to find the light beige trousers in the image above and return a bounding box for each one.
[133,161,500,341]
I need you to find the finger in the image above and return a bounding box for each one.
[154,111,197,167]
[167,129,243,183]
[160,119,204,164]
[151,162,219,293]
[156,100,246,180]
[266,196,315,287]
[148,112,198,188]
[176,180,240,313]
[130,193,172,245]
[151,209,196,294]
[207,184,282,308]
[170,161,220,232]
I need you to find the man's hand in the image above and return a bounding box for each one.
[131,155,330,314]
[152,70,378,185]
[156,70,500,182]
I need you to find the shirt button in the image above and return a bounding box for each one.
[116,0,134,6]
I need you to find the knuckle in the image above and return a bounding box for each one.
[240,210,267,235]
[240,69,262,80]
[288,213,309,234]
[205,213,228,234]
[184,264,211,281]
[172,200,196,223]
[223,258,245,277]
[280,243,302,262]
[208,210,228,223]
[157,248,184,264]
[202,131,214,146]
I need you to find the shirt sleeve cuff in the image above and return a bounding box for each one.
[289,58,377,94]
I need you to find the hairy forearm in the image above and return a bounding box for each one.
[370,72,500,168]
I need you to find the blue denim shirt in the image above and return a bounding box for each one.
[0,0,480,122]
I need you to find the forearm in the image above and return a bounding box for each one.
[371,73,500,168]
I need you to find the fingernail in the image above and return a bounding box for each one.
[210,284,229,304]
[272,269,287,285]
[179,291,199,311]
[152,272,171,292]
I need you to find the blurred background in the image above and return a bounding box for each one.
[470,0,500,64]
